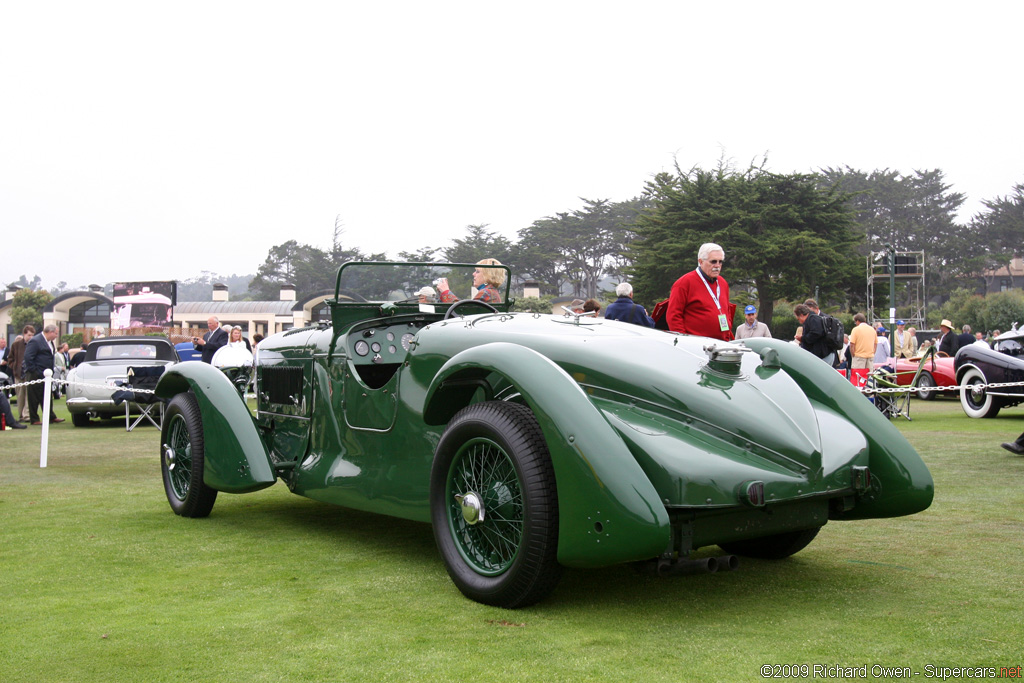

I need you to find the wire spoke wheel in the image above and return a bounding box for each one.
[447,437,524,575]
[160,392,218,517]
[431,401,561,608]
[164,413,194,501]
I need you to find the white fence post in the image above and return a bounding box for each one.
[40,369,53,468]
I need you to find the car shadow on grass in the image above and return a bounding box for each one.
[144,491,884,611]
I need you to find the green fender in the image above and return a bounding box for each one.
[424,342,671,568]
[742,338,933,518]
[156,362,276,494]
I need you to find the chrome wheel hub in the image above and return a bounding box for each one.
[455,491,485,525]
[163,444,176,471]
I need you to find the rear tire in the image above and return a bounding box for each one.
[719,526,822,559]
[161,393,218,517]
[916,371,937,401]
[430,401,561,608]
[71,412,91,427]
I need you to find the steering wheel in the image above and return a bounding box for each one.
[936,351,950,358]
[444,298,498,320]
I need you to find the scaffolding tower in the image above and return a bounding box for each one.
[866,250,926,330]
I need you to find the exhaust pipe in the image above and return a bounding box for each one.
[636,555,739,576]
[636,556,718,576]
[715,554,740,571]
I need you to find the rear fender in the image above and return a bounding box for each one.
[742,338,933,518]
[424,342,671,568]
[156,363,276,493]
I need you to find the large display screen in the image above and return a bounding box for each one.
[111,281,177,330]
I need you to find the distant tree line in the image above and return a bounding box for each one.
[241,160,1022,328]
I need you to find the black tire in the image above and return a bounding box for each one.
[916,371,937,401]
[718,526,822,560]
[960,367,1001,419]
[430,401,561,608]
[160,393,218,517]
[71,412,91,427]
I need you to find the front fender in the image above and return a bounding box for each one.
[156,362,275,493]
[424,342,671,568]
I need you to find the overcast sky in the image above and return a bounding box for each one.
[2,1,1020,291]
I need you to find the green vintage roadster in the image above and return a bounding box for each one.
[156,262,933,608]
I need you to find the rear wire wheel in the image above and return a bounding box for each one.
[430,401,561,608]
[161,392,218,517]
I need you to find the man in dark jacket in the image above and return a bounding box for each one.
[604,283,655,327]
[794,304,835,365]
[937,319,959,357]
[958,324,975,349]
[24,324,63,425]
[8,326,34,422]
[193,316,228,364]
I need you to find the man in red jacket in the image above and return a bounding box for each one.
[666,242,735,341]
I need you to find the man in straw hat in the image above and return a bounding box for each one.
[937,319,959,357]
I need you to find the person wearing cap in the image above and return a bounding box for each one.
[734,304,771,339]
[414,286,436,303]
[937,319,959,357]
[604,283,655,327]
[874,325,892,364]
[893,320,916,359]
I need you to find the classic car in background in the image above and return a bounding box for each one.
[174,341,203,362]
[873,352,957,401]
[155,262,934,608]
[955,325,1024,418]
[66,336,179,427]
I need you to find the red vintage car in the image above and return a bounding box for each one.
[872,353,957,400]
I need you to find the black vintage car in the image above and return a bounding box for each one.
[955,325,1024,418]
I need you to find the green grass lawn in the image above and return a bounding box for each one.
[2,397,1022,682]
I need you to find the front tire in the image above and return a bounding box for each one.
[430,401,561,608]
[719,526,822,559]
[916,371,937,401]
[960,367,1001,418]
[161,393,218,517]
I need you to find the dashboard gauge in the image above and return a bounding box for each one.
[371,342,381,353]
[354,340,370,356]
[401,333,415,350]
[386,332,395,341]
[388,345,397,354]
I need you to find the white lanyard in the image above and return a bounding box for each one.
[696,269,723,313]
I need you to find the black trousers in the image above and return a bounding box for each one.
[26,370,57,423]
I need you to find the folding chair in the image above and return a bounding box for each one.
[122,366,167,431]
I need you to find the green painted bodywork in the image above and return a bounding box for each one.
[155,362,275,493]
[155,262,933,570]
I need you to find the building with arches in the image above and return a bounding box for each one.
[3,284,334,343]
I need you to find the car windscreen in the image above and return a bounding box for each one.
[87,340,177,362]
[334,261,512,305]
